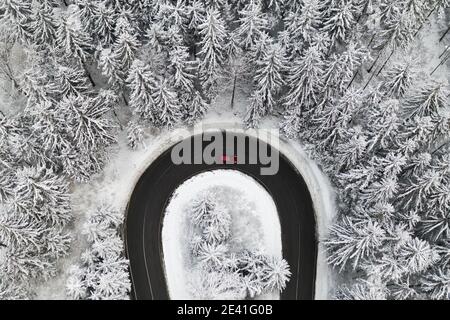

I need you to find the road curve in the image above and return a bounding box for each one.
[124,132,317,300]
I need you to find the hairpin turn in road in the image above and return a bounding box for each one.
[125,132,317,300]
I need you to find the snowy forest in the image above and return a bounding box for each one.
[0,0,449,300]
[186,193,290,299]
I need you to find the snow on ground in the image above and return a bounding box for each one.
[162,169,282,300]
[6,6,447,300]
[34,86,335,299]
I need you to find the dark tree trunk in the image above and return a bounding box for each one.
[439,45,449,59]
[414,5,437,37]
[364,66,378,90]
[83,63,96,87]
[431,51,450,75]
[440,25,450,42]
[346,69,360,89]
[112,109,123,130]
[367,49,383,73]
[230,73,237,109]
[122,92,129,107]
[376,50,395,76]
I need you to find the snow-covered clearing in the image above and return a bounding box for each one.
[162,169,281,300]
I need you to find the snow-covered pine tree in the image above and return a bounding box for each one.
[14,165,72,226]
[127,59,158,123]
[321,54,349,100]
[420,267,450,299]
[189,268,243,299]
[99,47,123,87]
[54,64,90,97]
[235,0,268,50]
[354,0,378,19]
[284,0,323,46]
[126,118,146,149]
[188,192,216,227]
[57,94,116,155]
[202,0,226,10]
[0,205,42,250]
[0,114,23,164]
[111,20,141,74]
[201,205,231,244]
[24,101,70,166]
[245,42,287,128]
[0,0,33,43]
[197,8,228,99]
[151,78,182,128]
[373,10,415,51]
[322,0,358,45]
[419,206,450,243]
[334,127,368,172]
[197,242,228,270]
[36,93,116,182]
[156,0,190,31]
[235,250,291,297]
[189,194,231,246]
[247,31,273,62]
[29,2,58,48]
[66,204,130,300]
[320,42,370,100]
[19,66,54,107]
[55,7,92,63]
[0,273,30,300]
[404,80,449,118]
[326,215,387,271]
[397,115,433,156]
[397,237,439,275]
[0,166,14,203]
[92,2,117,46]
[398,158,447,215]
[162,24,185,52]
[145,21,166,53]
[75,0,98,34]
[0,162,72,298]
[281,45,325,137]
[339,41,370,80]
[264,0,288,17]
[403,0,431,25]
[380,57,418,98]
[325,80,448,296]
[360,173,399,206]
[187,0,206,30]
[184,90,209,125]
[284,45,324,112]
[364,98,401,153]
[313,88,364,150]
[433,0,450,12]
[379,0,403,22]
[168,44,196,93]
[261,256,291,292]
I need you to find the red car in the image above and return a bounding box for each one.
[219,155,238,164]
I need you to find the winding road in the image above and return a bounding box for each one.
[124,132,317,300]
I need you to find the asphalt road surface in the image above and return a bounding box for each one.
[125,132,317,300]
